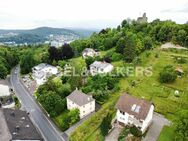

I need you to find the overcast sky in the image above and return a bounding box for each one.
[0,0,187,29]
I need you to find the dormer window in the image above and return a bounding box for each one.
[131,104,141,113]
[120,110,125,115]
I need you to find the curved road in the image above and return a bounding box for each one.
[10,66,67,141]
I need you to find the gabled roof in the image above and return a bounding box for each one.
[82,48,95,53]
[66,90,95,106]
[90,61,113,69]
[116,94,152,120]
[2,109,43,140]
[32,63,57,71]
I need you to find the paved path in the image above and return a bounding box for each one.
[105,126,122,141]
[10,66,67,141]
[143,112,170,141]
[65,112,95,136]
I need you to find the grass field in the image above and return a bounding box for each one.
[53,110,69,130]
[157,126,175,141]
[69,47,188,141]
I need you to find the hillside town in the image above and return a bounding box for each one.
[0,2,188,140]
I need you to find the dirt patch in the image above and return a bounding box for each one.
[161,42,187,50]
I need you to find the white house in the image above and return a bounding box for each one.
[82,48,100,58]
[90,61,114,75]
[0,84,15,108]
[66,89,95,119]
[32,63,58,85]
[116,94,154,133]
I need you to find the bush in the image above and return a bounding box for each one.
[38,91,66,117]
[118,127,130,141]
[100,112,113,136]
[159,65,177,83]
[145,52,151,57]
[155,53,159,58]
[175,110,188,141]
[177,57,187,64]
[103,57,111,63]
[133,57,141,65]
[58,60,67,68]
[85,57,95,69]
[61,109,80,131]
[111,53,123,61]
[130,126,142,137]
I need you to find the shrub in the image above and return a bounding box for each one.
[61,109,80,131]
[58,60,67,68]
[85,56,95,69]
[118,127,130,141]
[103,57,111,63]
[145,52,151,57]
[130,126,142,137]
[133,57,141,65]
[159,65,177,83]
[177,57,187,64]
[100,112,113,136]
[155,53,159,58]
[111,53,123,61]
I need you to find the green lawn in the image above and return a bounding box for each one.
[157,126,175,141]
[53,110,69,130]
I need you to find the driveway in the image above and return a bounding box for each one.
[105,126,122,141]
[143,112,170,141]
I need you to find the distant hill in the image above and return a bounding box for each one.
[0,27,96,45]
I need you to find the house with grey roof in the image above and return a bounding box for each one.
[116,93,154,133]
[66,89,95,118]
[0,108,43,141]
[90,61,113,75]
[82,48,100,58]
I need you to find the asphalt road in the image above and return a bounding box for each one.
[10,66,67,141]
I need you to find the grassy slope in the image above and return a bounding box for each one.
[69,47,188,141]
[157,126,175,141]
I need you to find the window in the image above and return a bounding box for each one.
[83,111,85,113]
[120,117,125,120]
